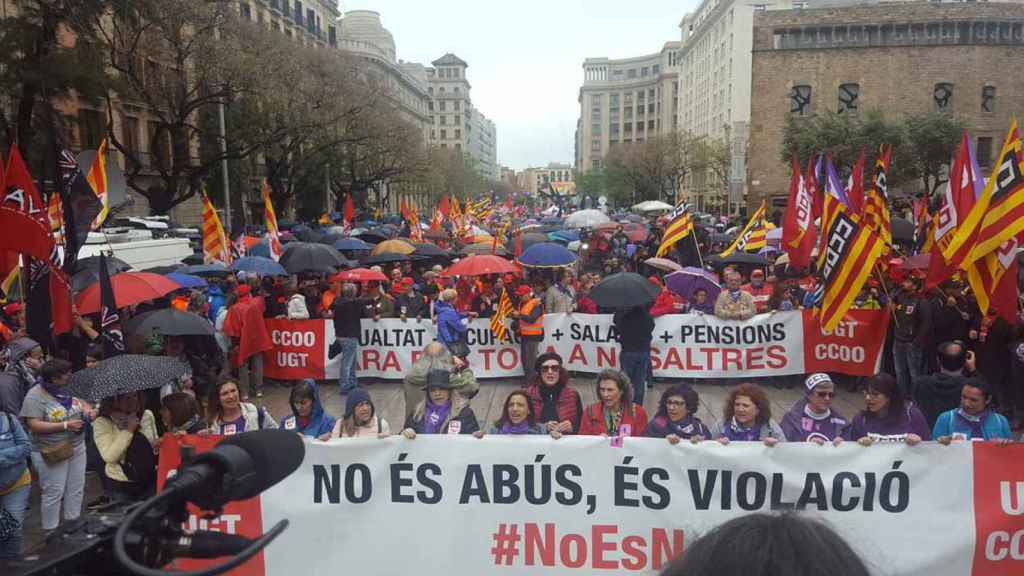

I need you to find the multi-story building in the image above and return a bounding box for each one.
[521,163,575,196]
[676,0,800,215]
[240,0,340,47]
[575,43,681,174]
[468,107,498,181]
[746,1,1024,211]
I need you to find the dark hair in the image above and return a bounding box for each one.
[962,376,992,400]
[39,358,72,382]
[723,383,771,426]
[207,378,240,420]
[660,513,871,576]
[863,373,905,421]
[98,391,142,419]
[162,392,201,428]
[495,390,536,428]
[595,369,633,417]
[289,380,315,411]
[937,340,967,372]
[657,384,699,419]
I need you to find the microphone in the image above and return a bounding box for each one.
[163,530,252,559]
[166,429,305,510]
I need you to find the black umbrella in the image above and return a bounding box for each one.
[66,355,189,402]
[74,255,131,275]
[141,264,184,275]
[181,263,232,277]
[354,229,390,243]
[706,252,770,266]
[181,253,205,265]
[71,259,132,293]
[124,309,215,337]
[280,242,351,274]
[413,243,451,259]
[591,272,661,309]
[318,233,346,246]
[891,217,914,242]
[361,253,409,266]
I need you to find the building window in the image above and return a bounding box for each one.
[976,136,994,168]
[430,129,436,139]
[455,143,461,150]
[610,94,619,107]
[624,108,633,119]
[78,109,104,149]
[837,83,859,114]
[122,115,139,154]
[439,87,445,94]
[454,101,460,110]
[790,85,812,115]
[648,119,655,130]
[440,116,446,125]
[648,102,655,113]
[440,143,447,148]
[240,2,252,20]
[455,115,461,125]
[982,85,996,113]
[591,159,601,170]
[591,123,601,134]
[653,65,660,74]
[440,129,447,139]
[627,69,637,79]
[591,140,601,152]
[648,89,655,98]
[271,21,280,32]
[439,101,447,111]
[934,83,954,111]
[641,67,649,77]
[455,129,461,139]
[455,87,461,94]
[428,102,434,111]
[625,123,633,133]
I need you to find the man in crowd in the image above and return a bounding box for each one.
[329,283,373,395]
[934,378,1013,443]
[714,270,756,321]
[913,340,974,428]
[614,302,655,405]
[544,270,576,314]
[742,269,773,314]
[513,284,544,382]
[892,276,930,398]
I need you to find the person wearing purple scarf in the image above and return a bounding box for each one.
[841,373,931,446]
[933,378,1012,443]
[780,373,848,444]
[402,369,479,438]
[711,383,786,446]
[475,390,561,438]
[646,384,711,444]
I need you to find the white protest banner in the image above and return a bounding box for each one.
[158,438,1024,575]
[262,310,888,381]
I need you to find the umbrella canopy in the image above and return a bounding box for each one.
[180,253,205,266]
[445,255,519,277]
[460,242,507,256]
[548,230,580,243]
[361,253,410,266]
[513,232,550,252]
[423,228,449,240]
[665,268,722,302]
[280,242,350,274]
[412,243,450,259]
[565,209,611,229]
[229,256,288,277]
[318,233,346,246]
[371,238,415,256]
[141,264,184,276]
[181,263,231,277]
[706,252,770,266]
[632,200,673,213]
[74,255,131,275]
[518,242,576,268]
[644,257,682,273]
[165,273,208,289]
[331,268,388,283]
[355,229,392,243]
[71,259,130,293]
[591,272,661,309]
[66,355,190,402]
[335,237,373,252]
[124,309,215,337]
[76,272,181,314]
[900,253,931,270]
[621,214,646,223]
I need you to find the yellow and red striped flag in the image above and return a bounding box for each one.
[86,139,110,230]
[490,287,514,343]
[862,145,892,251]
[263,181,282,261]
[720,201,768,258]
[408,205,423,242]
[201,191,231,265]
[656,202,693,257]
[815,203,886,332]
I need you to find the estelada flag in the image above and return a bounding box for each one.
[963,120,1024,266]
[815,205,886,332]
[782,154,816,270]
[86,138,110,230]
[201,192,232,265]
[720,201,767,258]
[262,181,282,261]
[656,202,693,258]
[862,145,893,252]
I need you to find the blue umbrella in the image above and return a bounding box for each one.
[549,230,579,243]
[247,242,272,259]
[165,273,208,289]
[335,237,372,252]
[230,256,288,277]
[517,242,576,268]
[181,263,230,277]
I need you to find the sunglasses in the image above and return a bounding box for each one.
[814,391,835,398]
[540,364,561,373]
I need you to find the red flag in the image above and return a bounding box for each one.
[927,134,974,288]
[782,154,816,270]
[438,196,450,220]
[343,195,354,228]
[847,148,866,215]
[400,200,410,221]
[514,231,523,259]
[808,155,822,220]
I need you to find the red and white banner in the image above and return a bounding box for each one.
[158,437,1024,575]
[262,311,887,381]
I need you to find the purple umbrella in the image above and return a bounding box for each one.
[665,267,722,303]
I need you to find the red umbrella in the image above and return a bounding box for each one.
[900,253,931,270]
[76,272,182,314]
[331,268,388,283]
[444,255,519,277]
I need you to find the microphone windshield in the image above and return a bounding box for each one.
[216,429,305,499]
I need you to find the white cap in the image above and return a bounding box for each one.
[805,373,834,391]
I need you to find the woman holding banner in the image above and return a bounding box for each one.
[712,383,785,445]
[329,387,391,439]
[402,369,479,437]
[842,374,931,445]
[207,379,278,435]
[474,390,559,437]
[524,352,582,435]
[779,374,848,444]
[578,369,648,437]
[645,384,710,444]
[279,380,336,439]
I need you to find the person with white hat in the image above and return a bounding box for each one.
[779,373,848,444]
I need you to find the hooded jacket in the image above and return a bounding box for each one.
[207,285,226,322]
[406,394,479,435]
[434,300,469,345]
[280,380,336,438]
[913,372,967,428]
[0,337,40,415]
[331,387,391,438]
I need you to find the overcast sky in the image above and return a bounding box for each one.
[342,0,698,171]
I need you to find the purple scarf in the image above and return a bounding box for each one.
[498,420,532,435]
[423,401,452,434]
[722,417,761,441]
[955,408,987,439]
[41,380,73,410]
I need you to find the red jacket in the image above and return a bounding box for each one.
[525,383,583,434]
[578,403,649,436]
[742,283,773,313]
[649,290,685,317]
[222,296,273,366]
[576,296,597,314]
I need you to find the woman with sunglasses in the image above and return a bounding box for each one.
[841,373,931,446]
[779,373,848,444]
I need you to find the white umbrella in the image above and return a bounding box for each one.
[565,209,612,229]
[632,200,673,213]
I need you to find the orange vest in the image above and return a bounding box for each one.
[518,298,543,337]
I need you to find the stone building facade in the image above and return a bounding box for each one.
[747,2,1024,211]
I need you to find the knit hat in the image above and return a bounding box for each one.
[423,369,455,390]
[5,337,39,363]
[515,285,531,297]
[345,387,373,419]
[805,373,834,391]
[534,351,563,373]
[3,302,23,316]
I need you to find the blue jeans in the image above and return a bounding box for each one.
[338,337,359,393]
[621,350,651,406]
[0,482,30,560]
[892,341,923,399]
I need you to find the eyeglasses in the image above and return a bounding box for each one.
[814,391,835,398]
[665,400,686,407]
[540,364,561,373]
[863,390,883,398]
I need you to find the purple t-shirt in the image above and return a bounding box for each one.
[845,404,932,442]
[219,415,246,436]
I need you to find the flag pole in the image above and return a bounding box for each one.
[873,262,900,329]
[691,228,704,268]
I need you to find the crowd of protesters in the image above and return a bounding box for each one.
[0,205,1021,563]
